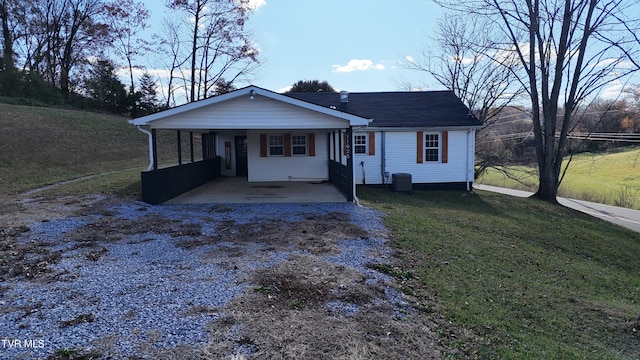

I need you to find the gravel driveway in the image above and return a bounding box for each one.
[1,196,442,359]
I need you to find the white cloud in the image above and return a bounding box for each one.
[598,80,626,100]
[405,55,415,63]
[450,54,482,65]
[332,59,385,73]
[592,58,617,68]
[277,85,292,93]
[240,0,266,11]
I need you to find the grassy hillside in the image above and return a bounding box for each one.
[0,103,148,194]
[0,103,185,195]
[477,147,640,209]
[361,189,640,359]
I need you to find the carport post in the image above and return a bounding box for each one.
[151,129,158,170]
[177,130,182,165]
[189,132,194,162]
[346,126,354,202]
[338,130,342,163]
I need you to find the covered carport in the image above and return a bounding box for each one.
[130,86,370,204]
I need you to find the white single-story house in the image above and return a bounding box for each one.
[130,85,482,204]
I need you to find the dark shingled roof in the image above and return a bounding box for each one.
[286,90,482,128]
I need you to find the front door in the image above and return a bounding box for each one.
[235,136,248,177]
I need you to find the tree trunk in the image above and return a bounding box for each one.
[189,3,200,103]
[0,0,14,71]
[534,142,560,203]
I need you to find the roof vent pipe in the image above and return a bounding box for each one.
[339,90,349,103]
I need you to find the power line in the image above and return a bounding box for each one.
[484,109,623,128]
[478,131,640,144]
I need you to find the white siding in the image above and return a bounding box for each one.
[384,130,471,184]
[350,130,473,185]
[246,130,329,182]
[150,96,350,130]
[217,129,473,184]
[353,131,384,185]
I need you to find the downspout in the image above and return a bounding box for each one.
[466,129,472,191]
[353,180,361,206]
[380,131,387,185]
[137,125,154,171]
[348,127,361,206]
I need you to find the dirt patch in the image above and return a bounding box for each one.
[203,254,443,359]
[0,194,104,228]
[178,211,368,256]
[0,224,63,280]
[67,214,202,243]
[0,194,118,281]
[60,313,96,327]
[250,254,375,310]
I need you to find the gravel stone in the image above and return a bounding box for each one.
[1,201,397,359]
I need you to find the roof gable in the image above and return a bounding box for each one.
[131,85,371,127]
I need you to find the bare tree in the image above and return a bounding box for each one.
[0,0,34,90]
[106,0,150,95]
[406,14,522,124]
[437,0,640,202]
[164,0,260,103]
[0,0,14,72]
[54,0,110,98]
[154,18,189,108]
[16,0,113,99]
[405,13,524,177]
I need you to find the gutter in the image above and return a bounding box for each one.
[136,125,154,171]
[364,125,483,132]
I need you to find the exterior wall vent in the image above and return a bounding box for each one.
[339,90,349,103]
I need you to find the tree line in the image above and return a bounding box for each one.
[476,95,640,174]
[0,0,259,115]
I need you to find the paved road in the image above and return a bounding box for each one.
[474,184,640,234]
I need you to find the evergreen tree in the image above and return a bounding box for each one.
[212,78,236,96]
[136,72,160,116]
[84,59,128,114]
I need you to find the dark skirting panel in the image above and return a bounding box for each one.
[329,160,353,202]
[358,182,471,192]
[411,182,470,191]
[141,158,221,204]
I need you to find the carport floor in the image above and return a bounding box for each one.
[165,177,348,204]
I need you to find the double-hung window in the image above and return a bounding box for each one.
[354,135,367,154]
[268,135,284,156]
[291,135,307,155]
[424,133,440,162]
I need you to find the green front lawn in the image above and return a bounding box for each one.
[361,188,640,359]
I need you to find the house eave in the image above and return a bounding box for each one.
[357,125,483,132]
[147,124,366,130]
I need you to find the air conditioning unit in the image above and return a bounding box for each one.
[392,173,412,193]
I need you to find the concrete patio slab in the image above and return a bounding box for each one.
[165,177,347,204]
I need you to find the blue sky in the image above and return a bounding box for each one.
[139,1,639,100]
[141,0,443,93]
